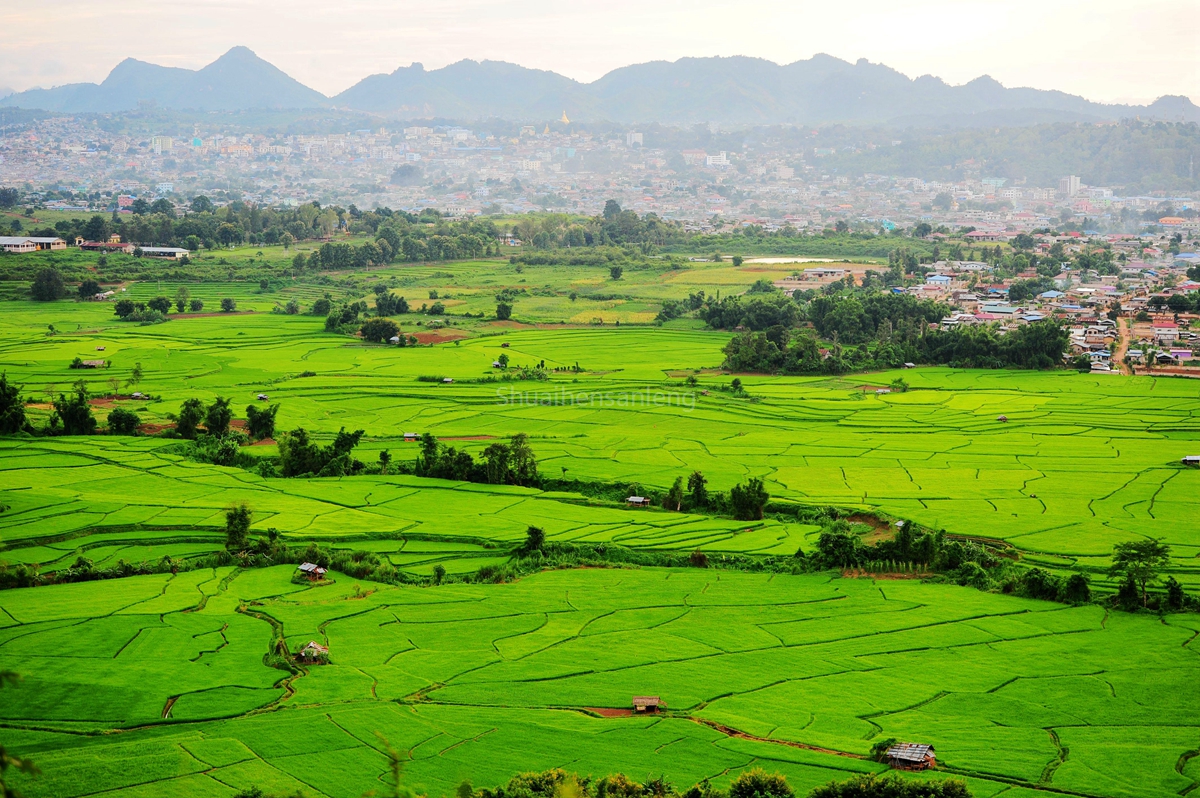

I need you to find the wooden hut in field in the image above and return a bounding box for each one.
[632,696,664,713]
[626,496,651,507]
[297,641,329,664]
[885,743,936,771]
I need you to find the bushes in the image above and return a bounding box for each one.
[106,407,141,435]
[360,317,400,343]
[809,775,971,798]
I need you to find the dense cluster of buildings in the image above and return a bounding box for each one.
[1,115,1195,235]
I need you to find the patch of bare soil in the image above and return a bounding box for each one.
[412,329,471,344]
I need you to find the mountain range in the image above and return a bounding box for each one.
[4,47,1197,127]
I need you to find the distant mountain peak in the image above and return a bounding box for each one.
[3,49,1195,125]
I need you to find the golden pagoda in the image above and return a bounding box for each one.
[560,110,570,124]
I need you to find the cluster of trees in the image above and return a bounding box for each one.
[721,318,1068,375]
[1147,291,1200,314]
[0,376,139,438]
[112,291,229,321]
[277,427,365,477]
[439,767,970,798]
[415,433,540,486]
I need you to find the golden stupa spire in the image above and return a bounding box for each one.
[560,110,570,124]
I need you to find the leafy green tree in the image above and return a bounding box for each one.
[147,296,172,314]
[729,478,768,520]
[224,503,252,551]
[609,265,624,280]
[0,373,27,434]
[77,279,101,299]
[174,398,204,439]
[1164,576,1187,610]
[106,407,140,435]
[521,526,546,554]
[729,768,792,798]
[508,433,539,487]
[220,298,237,313]
[174,287,190,313]
[432,564,446,585]
[30,268,64,301]
[114,299,135,318]
[497,353,510,368]
[378,449,392,475]
[360,317,400,343]
[664,476,684,511]
[1060,573,1092,604]
[816,523,861,568]
[686,471,709,509]
[1110,538,1171,607]
[189,299,204,313]
[732,255,744,267]
[50,381,96,436]
[205,397,233,436]
[481,442,513,484]
[245,404,279,440]
[496,302,513,320]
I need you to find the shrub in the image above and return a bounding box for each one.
[729,769,792,798]
[107,407,141,435]
[361,317,400,343]
[189,298,204,312]
[220,298,237,312]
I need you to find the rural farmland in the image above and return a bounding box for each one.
[0,247,1198,798]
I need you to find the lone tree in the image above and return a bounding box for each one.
[205,397,233,436]
[360,317,400,343]
[609,265,623,280]
[224,503,252,551]
[51,381,96,436]
[245,403,279,440]
[176,398,205,439]
[729,477,769,521]
[220,298,237,313]
[496,301,513,320]
[147,296,172,315]
[30,267,64,301]
[78,279,101,299]
[687,471,709,509]
[664,476,684,511]
[1110,538,1171,608]
[521,526,546,554]
[106,407,141,435]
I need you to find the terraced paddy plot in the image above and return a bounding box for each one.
[1,308,1197,584]
[1,567,1197,798]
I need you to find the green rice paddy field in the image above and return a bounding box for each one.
[0,257,1198,798]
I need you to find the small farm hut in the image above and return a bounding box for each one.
[297,641,329,664]
[632,696,664,713]
[297,562,327,580]
[1183,456,1200,467]
[404,432,419,442]
[626,496,651,507]
[885,743,936,771]
[257,393,269,401]
[997,415,1008,422]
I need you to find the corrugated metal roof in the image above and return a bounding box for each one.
[886,743,934,762]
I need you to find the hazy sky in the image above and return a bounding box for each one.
[2,0,1197,103]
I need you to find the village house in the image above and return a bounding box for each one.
[632,696,664,713]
